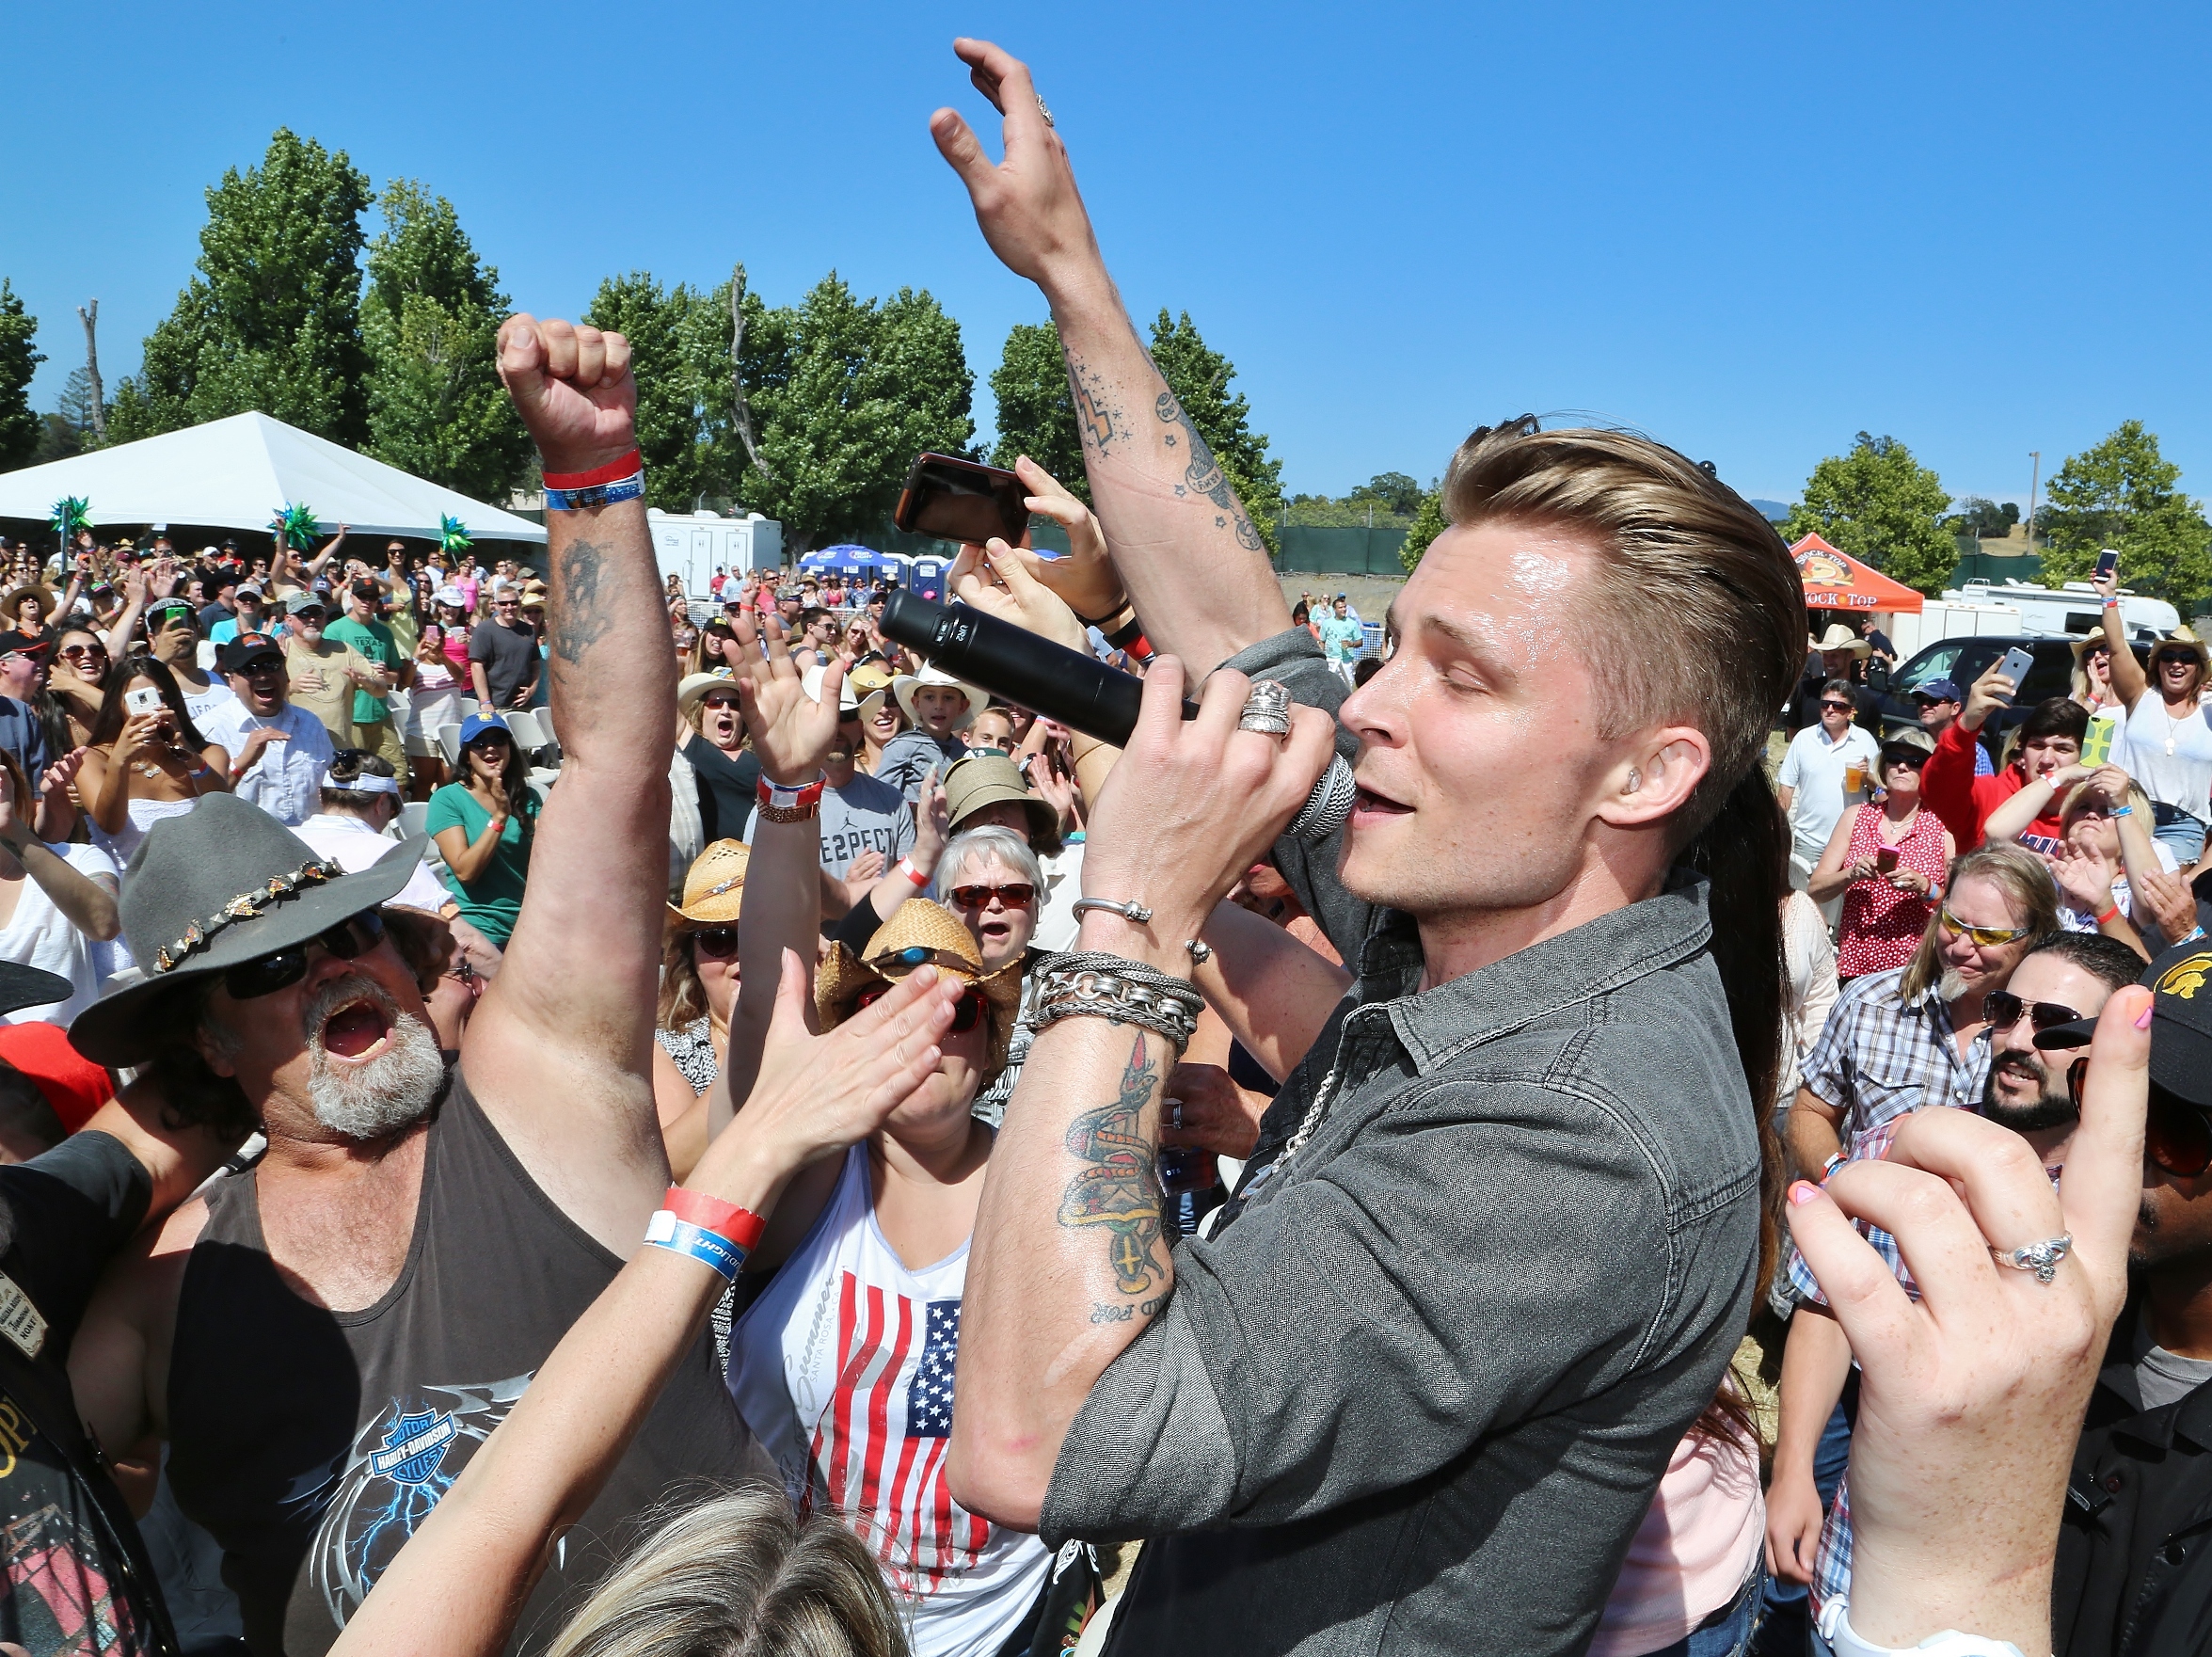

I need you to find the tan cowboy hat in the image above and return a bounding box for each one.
[2153,625,2212,675]
[667,839,750,926]
[2070,625,2115,661]
[892,662,984,731]
[850,659,899,715]
[815,899,1022,1082]
[1812,623,1871,658]
[944,752,1059,852]
[677,670,739,718]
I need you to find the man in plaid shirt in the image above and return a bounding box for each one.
[1767,927,2141,1627]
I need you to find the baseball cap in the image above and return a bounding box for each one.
[349,580,382,605]
[148,598,197,629]
[1912,678,1964,703]
[285,593,326,617]
[218,632,284,673]
[236,583,264,601]
[458,712,511,748]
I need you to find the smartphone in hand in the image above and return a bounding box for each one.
[2095,548,2120,581]
[1875,846,1900,873]
[1995,645,2036,696]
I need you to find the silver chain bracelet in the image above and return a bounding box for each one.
[1032,952,1203,1052]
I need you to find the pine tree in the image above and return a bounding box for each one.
[0,281,41,471]
[360,180,531,503]
[111,130,373,444]
[988,321,1086,498]
[1147,310,1282,554]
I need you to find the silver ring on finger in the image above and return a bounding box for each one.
[1991,1232,2073,1284]
[1036,93,1055,128]
[1238,678,1292,737]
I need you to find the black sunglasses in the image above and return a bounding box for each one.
[2147,1080,2212,1179]
[1983,992,2084,1034]
[223,910,385,1000]
[854,980,987,1033]
[690,926,739,960]
[1820,699,1855,712]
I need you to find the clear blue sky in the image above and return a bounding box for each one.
[6,1,2208,511]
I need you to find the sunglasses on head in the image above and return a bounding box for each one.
[222,909,385,1000]
[1939,906,2033,948]
[853,980,988,1032]
[947,882,1037,910]
[1982,991,2083,1034]
[689,926,739,960]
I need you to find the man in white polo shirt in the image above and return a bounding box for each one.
[1778,678,1883,907]
[199,632,335,826]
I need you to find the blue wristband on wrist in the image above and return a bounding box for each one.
[643,1209,747,1281]
[543,471,645,512]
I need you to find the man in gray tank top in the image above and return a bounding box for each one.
[67,317,772,1656]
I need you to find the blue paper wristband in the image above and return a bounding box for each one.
[544,472,645,512]
[643,1209,747,1282]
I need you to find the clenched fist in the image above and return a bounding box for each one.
[496,315,639,478]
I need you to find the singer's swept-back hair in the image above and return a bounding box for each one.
[1440,417,1806,1317]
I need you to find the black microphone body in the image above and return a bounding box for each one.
[878,590,1357,843]
[879,589,1196,745]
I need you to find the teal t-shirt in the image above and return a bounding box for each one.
[325,615,398,725]
[423,782,538,946]
[1316,614,1365,661]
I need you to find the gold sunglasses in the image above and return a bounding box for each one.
[1939,907,2032,948]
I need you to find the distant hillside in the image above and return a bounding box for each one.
[1748,499,1792,522]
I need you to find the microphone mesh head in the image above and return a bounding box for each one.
[1289,756,1357,843]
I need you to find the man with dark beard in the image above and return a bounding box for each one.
[65,316,770,1656]
[1768,930,2140,1613]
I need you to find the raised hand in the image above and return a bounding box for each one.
[1787,987,2150,1651]
[728,613,843,785]
[149,556,180,599]
[929,39,1104,292]
[1157,1061,1265,1160]
[2130,862,2198,943]
[1008,456,1124,621]
[947,539,1089,655]
[39,747,86,806]
[495,314,639,476]
[2049,840,2116,914]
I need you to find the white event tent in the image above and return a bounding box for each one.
[0,411,546,545]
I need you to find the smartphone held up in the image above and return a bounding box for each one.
[894,454,1031,548]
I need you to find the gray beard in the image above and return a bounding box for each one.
[1939,967,1970,1002]
[303,974,444,1140]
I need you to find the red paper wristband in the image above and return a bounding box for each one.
[664,1185,767,1251]
[542,450,643,489]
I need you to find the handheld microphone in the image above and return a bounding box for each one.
[878,590,1355,844]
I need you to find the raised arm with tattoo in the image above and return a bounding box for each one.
[932,40,1289,675]
[948,659,1334,1524]
[460,315,679,1255]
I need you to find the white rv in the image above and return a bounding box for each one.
[1938,578,2175,644]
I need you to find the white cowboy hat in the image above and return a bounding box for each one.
[892,662,984,731]
[677,670,739,718]
[1812,623,1871,658]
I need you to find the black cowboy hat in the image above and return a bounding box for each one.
[0,964,74,1019]
[70,793,429,1065]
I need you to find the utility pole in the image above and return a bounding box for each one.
[2026,451,2041,557]
[76,300,105,442]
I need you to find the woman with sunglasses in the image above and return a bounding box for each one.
[78,655,231,868]
[933,824,1048,1124]
[425,713,537,948]
[2093,566,2212,868]
[1984,761,2177,957]
[48,624,112,750]
[651,840,749,1182]
[1806,732,1955,982]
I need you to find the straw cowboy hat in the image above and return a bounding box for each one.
[1811,623,1872,658]
[815,899,1022,1082]
[668,840,750,926]
[71,793,428,1065]
[2070,625,2116,661]
[2152,625,2212,676]
[848,659,899,713]
[677,671,738,719]
[892,662,985,731]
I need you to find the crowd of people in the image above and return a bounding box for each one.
[0,35,2200,1657]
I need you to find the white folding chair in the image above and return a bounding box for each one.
[504,709,548,752]
[437,724,463,767]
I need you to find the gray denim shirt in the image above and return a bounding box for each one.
[1039,629,1761,1655]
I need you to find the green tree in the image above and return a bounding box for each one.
[734,274,975,550]
[1398,486,1447,571]
[111,130,373,445]
[1348,470,1424,518]
[584,273,716,510]
[1780,433,1956,595]
[359,181,532,503]
[1148,310,1283,554]
[987,321,1086,497]
[2036,421,2212,606]
[0,281,42,471]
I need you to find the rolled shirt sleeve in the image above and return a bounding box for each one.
[1039,1078,1677,1541]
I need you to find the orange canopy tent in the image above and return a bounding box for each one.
[1790,533,1924,614]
